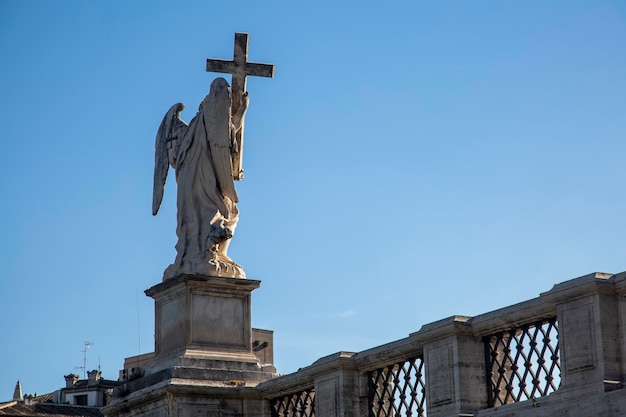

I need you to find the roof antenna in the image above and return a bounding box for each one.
[79,341,94,378]
[136,290,141,354]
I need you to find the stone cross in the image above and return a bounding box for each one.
[206,32,274,180]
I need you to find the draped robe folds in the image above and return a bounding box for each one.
[163,80,243,279]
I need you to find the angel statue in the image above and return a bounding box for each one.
[152,77,249,280]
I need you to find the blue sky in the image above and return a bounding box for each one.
[1,1,625,399]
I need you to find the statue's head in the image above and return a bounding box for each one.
[210,77,230,97]
[199,78,231,112]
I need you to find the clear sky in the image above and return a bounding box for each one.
[1,0,625,399]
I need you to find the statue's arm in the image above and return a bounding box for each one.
[231,91,249,134]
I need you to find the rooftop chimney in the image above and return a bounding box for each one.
[64,374,79,388]
[87,370,101,386]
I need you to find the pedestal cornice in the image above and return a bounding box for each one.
[146,273,261,298]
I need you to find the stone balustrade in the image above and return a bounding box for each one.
[258,271,626,417]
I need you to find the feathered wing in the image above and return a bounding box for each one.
[204,78,239,203]
[152,103,188,215]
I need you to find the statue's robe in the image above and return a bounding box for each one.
[168,85,238,277]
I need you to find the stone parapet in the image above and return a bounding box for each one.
[258,270,626,417]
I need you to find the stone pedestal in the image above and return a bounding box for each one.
[103,275,276,417]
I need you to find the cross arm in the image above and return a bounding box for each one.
[206,59,274,78]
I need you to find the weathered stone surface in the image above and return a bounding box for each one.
[146,274,260,366]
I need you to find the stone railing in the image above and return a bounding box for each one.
[258,271,626,417]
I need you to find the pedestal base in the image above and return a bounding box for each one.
[163,254,246,280]
[104,377,272,417]
[147,274,261,358]
[103,274,276,417]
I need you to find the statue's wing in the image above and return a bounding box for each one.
[204,78,239,203]
[153,103,187,215]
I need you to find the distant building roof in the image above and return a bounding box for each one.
[61,380,120,391]
[0,401,103,417]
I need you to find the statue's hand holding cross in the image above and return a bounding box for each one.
[206,32,274,180]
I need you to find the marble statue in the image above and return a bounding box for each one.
[152,33,273,280]
[152,78,249,279]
